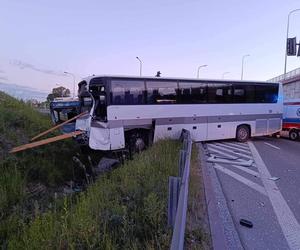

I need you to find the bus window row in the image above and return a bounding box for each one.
[109,80,278,105]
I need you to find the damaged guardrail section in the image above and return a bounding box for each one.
[168,129,192,250]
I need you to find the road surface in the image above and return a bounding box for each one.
[201,137,300,250]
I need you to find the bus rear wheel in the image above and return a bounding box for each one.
[236,125,250,142]
[289,130,299,141]
[126,130,149,157]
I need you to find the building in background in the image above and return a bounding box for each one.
[268,68,300,100]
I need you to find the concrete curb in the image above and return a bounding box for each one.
[198,143,244,250]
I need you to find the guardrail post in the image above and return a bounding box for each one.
[183,138,188,151]
[168,176,181,227]
[178,150,186,178]
[170,129,192,250]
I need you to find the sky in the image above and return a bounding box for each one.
[0,0,300,93]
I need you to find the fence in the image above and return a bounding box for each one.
[268,67,300,83]
[168,129,192,250]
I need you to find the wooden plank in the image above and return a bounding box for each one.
[10,131,83,154]
[31,111,88,141]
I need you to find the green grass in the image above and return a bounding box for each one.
[0,91,81,247]
[8,140,180,249]
[0,91,80,186]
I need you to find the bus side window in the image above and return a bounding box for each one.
[146,81,178,104]
[111,80,145,105]
[178,82,207,104]
[255,85,278,103]
[207,83,232,103]
[233,85,255,103]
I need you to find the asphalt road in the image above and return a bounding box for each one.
[202,137,300,250]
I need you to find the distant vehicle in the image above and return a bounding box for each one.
[50,97,81,133]
[282,99,300,140]
[75,76,283,152]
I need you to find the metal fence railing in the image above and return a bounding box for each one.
[268,67,300,83]
[168,129,192,250]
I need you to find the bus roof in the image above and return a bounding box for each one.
[83,75,280,85]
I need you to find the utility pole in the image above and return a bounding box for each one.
[284,9,300,77]
[222,72,230,79]
[64,71,76,98]
[197,64,208,78]
[241,54,250,80]
[136,57,142,76]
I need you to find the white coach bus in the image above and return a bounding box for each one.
[75,76,283,151]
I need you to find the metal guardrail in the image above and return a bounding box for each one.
[168,129,192,250]
[268,67,300,83]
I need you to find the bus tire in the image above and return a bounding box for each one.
[236,125,250,142]
[289,130,299,141]
[126,129,147,155]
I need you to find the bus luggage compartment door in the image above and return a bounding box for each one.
[109,127,125,150]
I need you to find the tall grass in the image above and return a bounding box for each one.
[0,91,81,247]
[8,140,180,249]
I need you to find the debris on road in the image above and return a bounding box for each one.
[206,156,253,167]
[257,201,265,207]
[268,177,280,181]
[95,157,120,175]
[240,219,253,228]
[211,155,239,160]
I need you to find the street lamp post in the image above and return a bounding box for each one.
[241,54,250,80]
[222,72,230,79]
[197,64,208,78]
[64,71,76,98]
[136,57,142,76]
[284,9,300,76]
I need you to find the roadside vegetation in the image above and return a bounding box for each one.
[0,91,181,249]
[8,140,180,249]
[0,91,81,247]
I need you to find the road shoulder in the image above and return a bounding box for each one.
[198,143,243,250]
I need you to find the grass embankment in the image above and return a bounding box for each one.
[186,145,212,249]
[0,91,81,247]
[8,140,180,249]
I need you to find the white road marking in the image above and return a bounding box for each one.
[210,153,239,160]
[208,144,252,160]
[248,141,300,250]
[207,147,247,162]
[231,164,260,177]
[221,142,249,150]
[214,142,252,155]
[207,156,253,166]
[264,142,280,150]
[214,164,267,196]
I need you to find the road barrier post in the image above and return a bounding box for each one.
[168,176,181,227]
[178,149,186,178]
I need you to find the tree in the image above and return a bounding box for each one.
[47,86,70,101]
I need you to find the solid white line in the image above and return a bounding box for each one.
[264,142,280,150]
[248,141,300,250]
[215,143,252,155]
[208,144,252,160]
[214,164,267,196]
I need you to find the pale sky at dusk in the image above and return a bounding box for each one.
[0,0,300,92]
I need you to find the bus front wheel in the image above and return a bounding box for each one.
[289,130,299,141]
[236,125,250,142]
